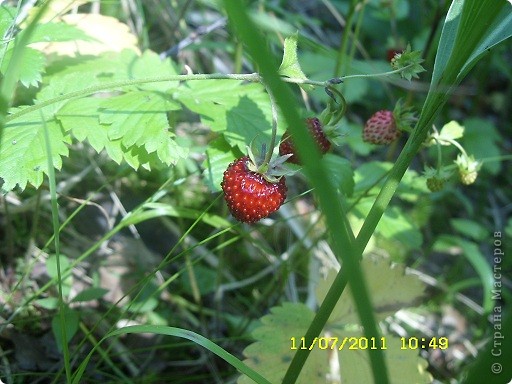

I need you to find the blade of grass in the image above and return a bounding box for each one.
[222,2,388,384]
[72,325,273,384]
[42,115,71,382]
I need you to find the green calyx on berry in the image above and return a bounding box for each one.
[455,154,481,185]
[279,86,346,165]
[390,43,426,81]
[221,152,289,223]
[423,166,452,192]
[246,144,293,182]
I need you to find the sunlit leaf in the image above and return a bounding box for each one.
[278,33,313,91]
[0,112,70,191]
[238,301,431,384]
[438,120,464,142]
[316,257,425,324]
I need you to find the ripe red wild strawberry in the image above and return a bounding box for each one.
[279,117,331,164]
[363,110,400,145]
[221,156,287,223]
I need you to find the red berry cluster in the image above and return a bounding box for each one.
[221,118,332,223]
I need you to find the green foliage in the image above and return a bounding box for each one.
[71,287,109,303]
[461,118,501,175]
[433,236,494,314]
[239,303,326,384]
[436,120,464,143]
[52,306,79,352]
[176,79,278,152]
[278,33,313,91]
[1,1,510,383]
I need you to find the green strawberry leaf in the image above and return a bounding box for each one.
[278,33,313,91]
[238,303,328,384]
[437,120,464,144]
[56,97,105,151]
[202,136,240,192]
[461,118,501,175]
[0,17,96,88]
[23,21,96,44]
[0,6,16,37]
[353,161,392,195]
[0,48,190,192]
[100,91,186,165]
[316,257,425,325]
[0,47,46,88]
[0,109,70,192]
[57,94,185,170]
[175,80,282,152]
[123,50,181,92]
[238,301,432,384]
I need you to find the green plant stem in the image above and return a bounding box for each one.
[433,135,468,157]
[6,64,417,125]
[334,0,357,77]
[4,73,329,124]
[72,325,273,384]
[348,0,367,65]
[263,87,279,166]
[340,63,417,81]
[42,119,72,383]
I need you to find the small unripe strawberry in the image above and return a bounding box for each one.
[426,176,445,192]
[363,110,400,145]
[455,154,481,185]
[423,166,451,192]
[459,170,478,185]
[279,117,331,164]
[221,156,287,223]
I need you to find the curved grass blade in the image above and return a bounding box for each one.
[72,325,272,384]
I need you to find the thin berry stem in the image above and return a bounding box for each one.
[340,62,416,81]
[7,64,413,125]
[432,132,468,158]
[263,86,279,167]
